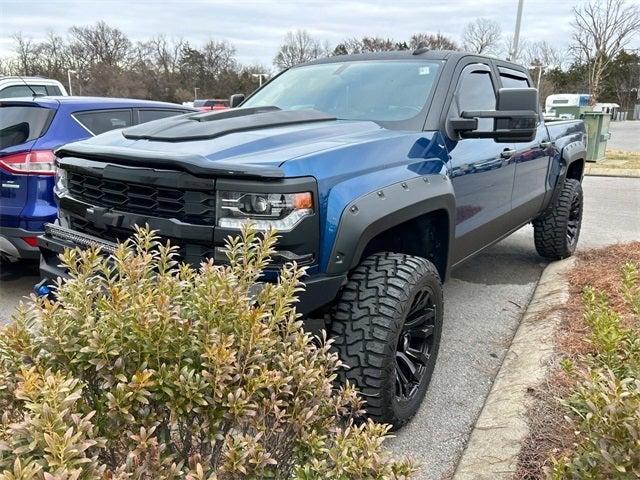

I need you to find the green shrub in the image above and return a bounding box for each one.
[621,262,640,316]
[0,226,414,479]
[552,263,640,479]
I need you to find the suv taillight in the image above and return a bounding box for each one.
[0,150,56,175]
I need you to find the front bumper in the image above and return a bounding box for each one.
[0,226,41,260]
[37,223,345,315]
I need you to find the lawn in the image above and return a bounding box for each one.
[589,149,640,170]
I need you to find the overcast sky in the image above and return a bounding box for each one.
[1,0,639,69]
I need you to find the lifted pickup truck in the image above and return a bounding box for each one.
[38,50,586,429]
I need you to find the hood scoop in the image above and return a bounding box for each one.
[122,106,336,142]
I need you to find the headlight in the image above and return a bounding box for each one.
[217,191,314,231]
[54,166,68,195]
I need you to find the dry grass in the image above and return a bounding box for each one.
[591,150,640,170]
[515,242,640,479]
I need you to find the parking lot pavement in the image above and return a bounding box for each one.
[0,177,639,478]
[0,259,39,324]
[608,121,640,152]
[389,175,640,479]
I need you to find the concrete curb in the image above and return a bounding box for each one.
[452,257,576,480]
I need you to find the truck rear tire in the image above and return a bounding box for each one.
[330,252,443,429]
[533,178,583,260]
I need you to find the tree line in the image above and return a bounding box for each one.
[1,23,266,104]
[1,0,638,108]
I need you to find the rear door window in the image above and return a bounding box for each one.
[73,109,133,135]
[137,109,187,123]
[0,105,55,149]
[0,85,48,98]
[499,69,530,89]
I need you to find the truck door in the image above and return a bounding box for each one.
[445,63,517,264]
[498,67,552,222]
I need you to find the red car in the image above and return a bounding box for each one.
[193,99,229,112]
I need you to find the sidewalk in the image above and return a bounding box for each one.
[452,258,575,479]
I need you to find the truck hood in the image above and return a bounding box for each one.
[55,108,405,178]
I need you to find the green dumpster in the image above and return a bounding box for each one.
[582,111,611,162]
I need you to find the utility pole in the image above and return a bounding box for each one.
[251,73,269,87]
[67,69,77,96]
[509,0,524,61]
[534,64,547,88]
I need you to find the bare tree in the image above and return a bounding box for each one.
[571,0,640,101]
[520,41,565,99]
[11,33,42,75]
[273,30,325,70]
[68,21,131,68]
[462,18,502,54]
[145,35,185,76]
[500,34,529,62]
[334,36,406,55]
[409,33,459,51]
[39,32,71,80]
[523,41,564,69]
[202,40,237,76]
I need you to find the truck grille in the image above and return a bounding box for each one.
[68,217,216,266]
[67,171,216,225]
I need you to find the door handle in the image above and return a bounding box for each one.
[538,140,553,149]
[500,148,516,159]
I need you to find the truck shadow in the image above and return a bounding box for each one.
[0,259,39,282]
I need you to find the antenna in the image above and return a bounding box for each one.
[16,74,40,97]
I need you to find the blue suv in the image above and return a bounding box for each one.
[0,96,194,260]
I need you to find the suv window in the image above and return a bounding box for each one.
[455,70,496,132]
[73,109,133,135]
[45,85,63,96]
[138,109,185,123]
[0,85,48,98]
[0,105,55,149]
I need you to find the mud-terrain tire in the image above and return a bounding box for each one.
[330,252,443,429]
[533,178,583,260]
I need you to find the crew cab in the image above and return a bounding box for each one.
[0,97,194,260]
[37,50,587,429]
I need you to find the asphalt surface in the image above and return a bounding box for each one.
[1,176,639,479]
[607,120,639,152]
[389,175,640,479]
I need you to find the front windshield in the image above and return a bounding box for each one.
[242,60,442,127]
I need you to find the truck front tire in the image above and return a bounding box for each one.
[330,252,443,429]
[533,178,583,260]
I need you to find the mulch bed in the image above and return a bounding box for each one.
[515,242,640,479]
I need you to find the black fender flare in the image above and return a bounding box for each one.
[541,140,586,217]
[562,140,587,177]
[326,174,456,276]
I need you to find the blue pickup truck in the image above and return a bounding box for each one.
[37,50,587,428]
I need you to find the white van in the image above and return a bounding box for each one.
[0,76,68,98]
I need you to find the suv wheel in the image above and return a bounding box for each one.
[533,178,583,260]
[330,252,443,429]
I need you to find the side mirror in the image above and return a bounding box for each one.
[229,94,245,108]
[450,87,539,143]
